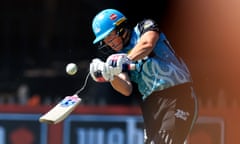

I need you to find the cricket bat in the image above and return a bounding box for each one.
[39,63,135,124]
[39,94,81,124]
[39,72,90,124]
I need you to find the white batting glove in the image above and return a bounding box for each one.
[106,53,131,75]
[89,58,114,82]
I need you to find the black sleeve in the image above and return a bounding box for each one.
[137,19,160,36]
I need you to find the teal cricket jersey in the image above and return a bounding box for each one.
[120,30,192,100]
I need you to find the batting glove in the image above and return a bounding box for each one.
[106,53,131,75]
[89,58,114,82]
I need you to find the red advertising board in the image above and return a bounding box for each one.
[0,105,239,144]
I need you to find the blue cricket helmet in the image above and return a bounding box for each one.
[92,9,127,44]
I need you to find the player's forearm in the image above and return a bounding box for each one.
[127,31,159,61]
[127,43,153,61]
[110,75,132,96]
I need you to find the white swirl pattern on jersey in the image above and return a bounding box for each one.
[134,58,191,100]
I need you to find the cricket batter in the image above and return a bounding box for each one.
[89,9,198,144]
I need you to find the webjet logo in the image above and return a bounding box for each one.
[63,115,144,144]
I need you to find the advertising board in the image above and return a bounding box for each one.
[0,113,47,144]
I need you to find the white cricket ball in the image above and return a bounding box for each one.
[66,63,78,75]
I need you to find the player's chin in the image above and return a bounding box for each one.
[112,44,123,51]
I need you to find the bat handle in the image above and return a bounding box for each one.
[74,72,90,95]
[122,63,136,72]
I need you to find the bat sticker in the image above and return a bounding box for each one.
[60,95,80,107]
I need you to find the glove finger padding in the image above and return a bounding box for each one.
[106,53,131,75]
[90,58,114,82]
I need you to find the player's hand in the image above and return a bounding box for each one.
[89,58,114,82]
[106,53,131,75]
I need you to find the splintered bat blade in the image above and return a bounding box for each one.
[39,95,81,124]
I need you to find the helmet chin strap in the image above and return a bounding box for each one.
[111,29,130,51]
[121,28,131,47]
[98,43,116,56]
